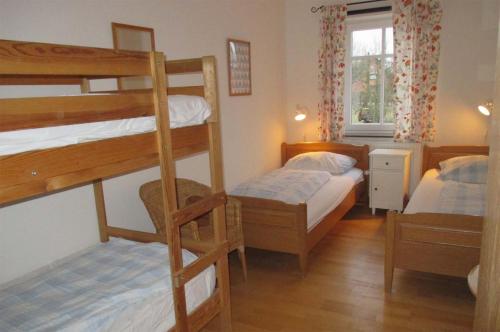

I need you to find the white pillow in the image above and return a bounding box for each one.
[439,155,488,184]
[168,95,212,128]
[284,151,356,175]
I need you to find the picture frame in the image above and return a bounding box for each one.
[227,39,252,96]
[112,22,155,90]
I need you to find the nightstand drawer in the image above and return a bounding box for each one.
[372,156,404,170]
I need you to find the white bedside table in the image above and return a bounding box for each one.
[369,149,411,215]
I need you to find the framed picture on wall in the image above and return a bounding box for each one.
[227,39,252,96]
[112,22,155,90]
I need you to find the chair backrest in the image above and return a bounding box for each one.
[139,178,211,234]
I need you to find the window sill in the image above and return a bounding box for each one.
[345,134,393,138]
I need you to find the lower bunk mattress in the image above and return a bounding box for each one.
[0,238,215,332]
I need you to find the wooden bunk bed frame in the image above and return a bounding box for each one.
[232,142,369,274]
[385,145,489,293]
[0,39,232,331]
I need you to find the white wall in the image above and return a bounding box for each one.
[435,0,498,145]
[285,0,497,145]
[284,0,498,192]
[0,0,286,283]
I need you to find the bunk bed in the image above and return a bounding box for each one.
[0,39,232,331]
[232,142,369,274]
[385,145,488,293]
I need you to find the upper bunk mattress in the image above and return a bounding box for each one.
[0,238,215,332]
[0,95,211,156]
[404,169,486,216]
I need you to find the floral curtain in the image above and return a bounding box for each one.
[393,0,443,142]
[318,4,348,141]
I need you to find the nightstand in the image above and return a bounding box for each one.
[369,149,411,215]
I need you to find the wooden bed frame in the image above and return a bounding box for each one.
[0,39,231,331]
[385,145,489,293]
[232,142,369,274]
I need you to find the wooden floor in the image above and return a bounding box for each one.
[205,206,475,331]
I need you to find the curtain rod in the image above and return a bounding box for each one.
[311,0,391,14]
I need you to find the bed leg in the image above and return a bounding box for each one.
[237,245,248,281]
[298,252,308,276]
[385,211,396,293]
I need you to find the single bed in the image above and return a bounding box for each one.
[385,145,488,292]
[231,142,369,274]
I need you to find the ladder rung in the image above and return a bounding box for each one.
[173,241,229,288]
[171,191,226,227]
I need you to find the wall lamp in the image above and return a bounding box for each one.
[478,101,493,116]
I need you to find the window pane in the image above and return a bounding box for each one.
[385,27,393,54]
[383,57,394,123]
[352,29,382,56]
[351,57,381,124]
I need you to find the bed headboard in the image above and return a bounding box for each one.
[421,145,489,176]
[281,142,370,171]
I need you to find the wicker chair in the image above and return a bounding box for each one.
[139,178,247,280]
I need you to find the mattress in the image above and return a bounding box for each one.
[0,238,215,332]
[307,168,364,231]
[404,169,486,216]
[0,95,212,156]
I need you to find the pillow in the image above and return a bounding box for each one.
[438,155,488,184]
[283,151,356,175]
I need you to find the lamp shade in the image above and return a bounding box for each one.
[477,101,493,116]
[294,104,308,121]
[294,113,306,121]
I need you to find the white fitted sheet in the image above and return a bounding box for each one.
[0,95,211,156]
[404,169,444,214]
[307,168,364,231]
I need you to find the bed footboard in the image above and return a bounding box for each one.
[385,211,483,292]
[232,196,307,254]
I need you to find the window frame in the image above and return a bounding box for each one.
[344,13,394,137]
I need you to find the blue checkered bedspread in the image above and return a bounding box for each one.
[438,181,486,216]
[0,238,209,332]
[230,169,331,204]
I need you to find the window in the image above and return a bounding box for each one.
[344,15,394,136]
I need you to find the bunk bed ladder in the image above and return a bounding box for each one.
[150,52,232,332]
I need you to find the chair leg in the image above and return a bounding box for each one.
[237,245,248,281]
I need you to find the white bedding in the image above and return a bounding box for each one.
[404,169,444,214]
[307,168,364,230]
[0,238,215,332]
[404,169,486,216]
[0,95,212,156]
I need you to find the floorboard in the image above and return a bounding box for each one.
[205,206,475,331]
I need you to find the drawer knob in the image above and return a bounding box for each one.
[374,187,378,191]
[385,162,389,166]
